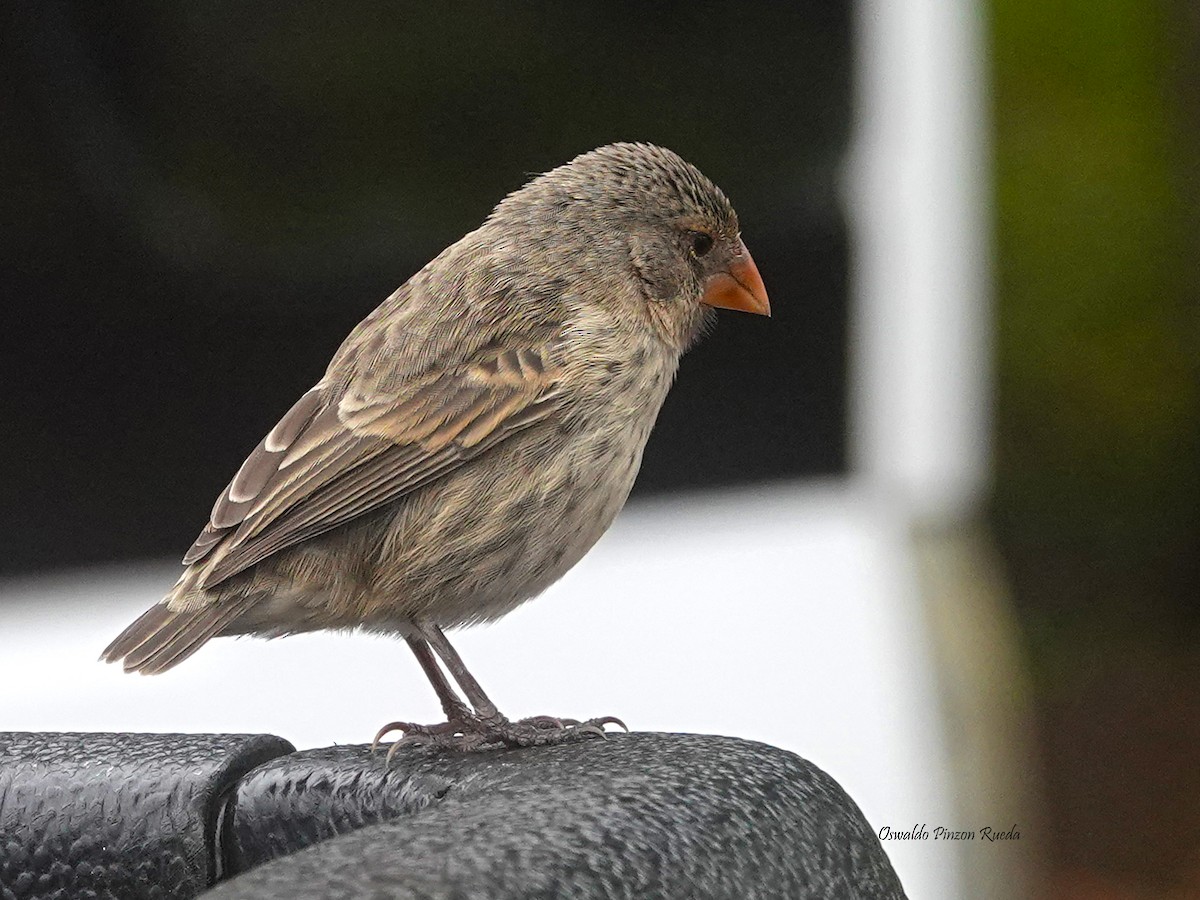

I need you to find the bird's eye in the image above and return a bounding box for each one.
[690,232,714,257]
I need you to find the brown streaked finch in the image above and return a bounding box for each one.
[102,143,770,751]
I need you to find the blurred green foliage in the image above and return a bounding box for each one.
[991,0,1199,687]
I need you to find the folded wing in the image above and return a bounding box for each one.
[185,345,563,589]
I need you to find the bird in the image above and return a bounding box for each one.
[102,142,770,751]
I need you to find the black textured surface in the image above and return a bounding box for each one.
[214,732,906,899]
[0,731,294,900]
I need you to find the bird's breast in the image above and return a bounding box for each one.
[359,338,676,630]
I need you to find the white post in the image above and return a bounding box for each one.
[845,0,993,522]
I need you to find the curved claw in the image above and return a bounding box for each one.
[372,720,418,751]
[374,719,467,753]
[385,732,436,762]
[586,715,629,733]
[573,723,608,741]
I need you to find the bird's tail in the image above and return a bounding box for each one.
[101,592,252,675]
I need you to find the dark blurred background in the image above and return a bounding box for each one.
[4,1,1200,896]
[1,2,850,576]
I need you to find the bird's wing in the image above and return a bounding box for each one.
[183,341,564,589]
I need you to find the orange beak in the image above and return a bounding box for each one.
[701,239,771,317]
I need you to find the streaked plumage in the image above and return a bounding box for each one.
[103,143,769,747]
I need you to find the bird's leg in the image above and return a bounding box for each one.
[407,635,474,721]
[374,619,628,755]
[417,621,502,721]
[419,623,625,732]
[372,636,480,752]
[377,620,627,751]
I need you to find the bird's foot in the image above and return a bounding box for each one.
[488,713,628,749]
[372,713,627,757]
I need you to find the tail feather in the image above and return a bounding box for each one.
[101,603,174,664]
[102,600,250,674]
[118,607,199,670]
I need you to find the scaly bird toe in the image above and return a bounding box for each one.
[373,712,629,757]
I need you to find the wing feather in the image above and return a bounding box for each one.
[184,342,563,590]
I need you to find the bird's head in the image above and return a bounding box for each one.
[491,143,770,350]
